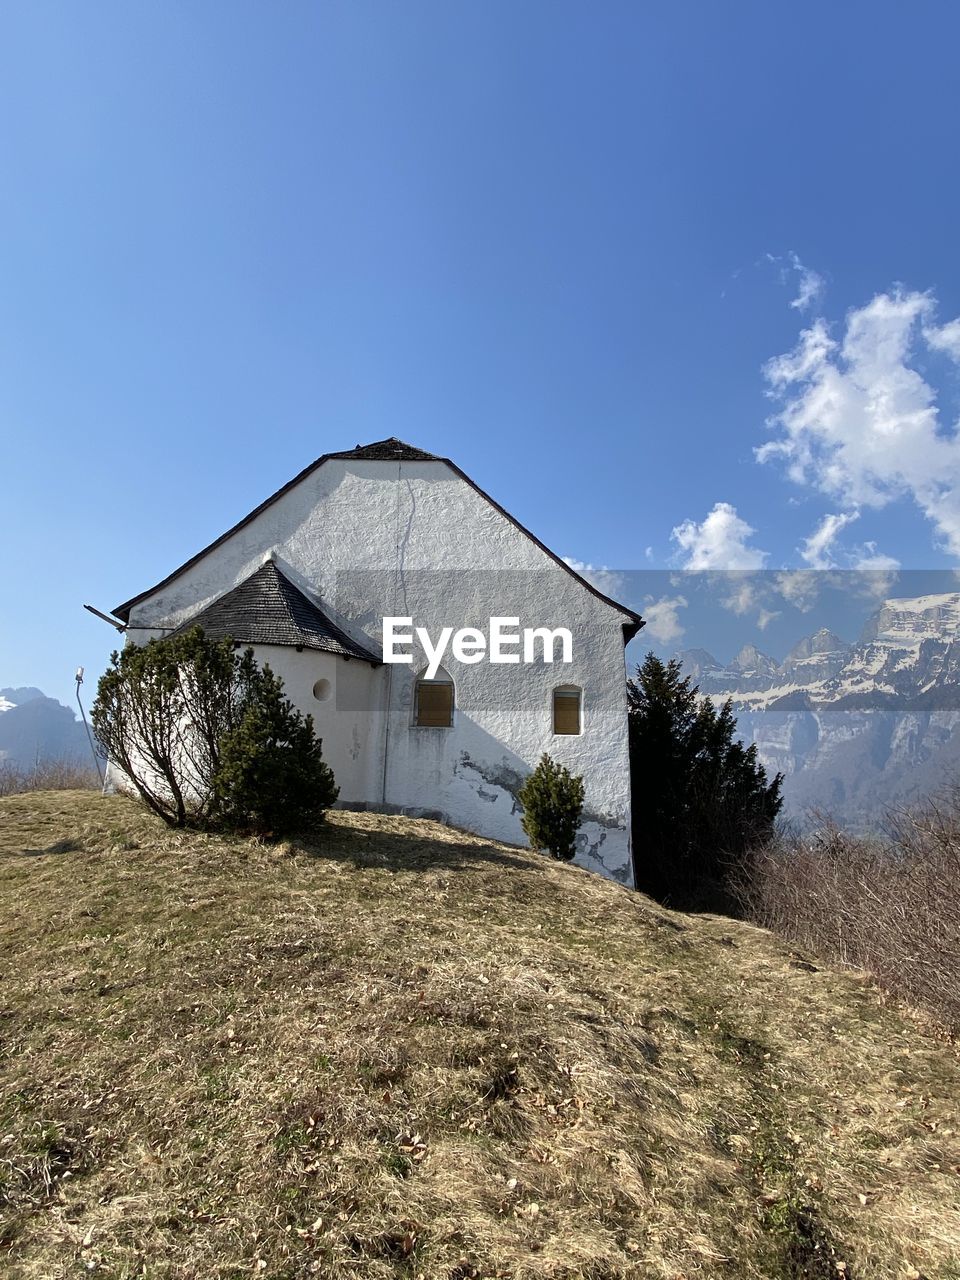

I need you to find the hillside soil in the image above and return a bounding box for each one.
[1,791,959,1279]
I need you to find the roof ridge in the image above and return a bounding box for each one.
[332,438,439,461]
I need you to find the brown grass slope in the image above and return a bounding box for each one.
[0,792,958,1280]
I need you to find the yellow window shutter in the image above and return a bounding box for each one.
[417,681,454,727]
[553,689,581,735]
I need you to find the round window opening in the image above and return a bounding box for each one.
[312,678,332,702]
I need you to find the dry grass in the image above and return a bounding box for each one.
[0,792,958,1280]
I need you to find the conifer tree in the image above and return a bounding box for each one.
[213,653,338,834]
[628,653,782,910]
[518,753,585,861]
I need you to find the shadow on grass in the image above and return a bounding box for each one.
[294,817,535,875]
[10,838,85,858]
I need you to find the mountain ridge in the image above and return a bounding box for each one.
[677,591,960,829]
[0,686,93,770]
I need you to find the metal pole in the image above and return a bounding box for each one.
[75,667,105,788]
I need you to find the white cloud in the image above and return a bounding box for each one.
[774,569,822,612]
[561,557,625,600]
[758,288,960,556]
[722,574,763,615]
[711,572,780,628]
[766,251,825,312]
[671,506,771,628]
[773,563,898,613]
[800,510,860,569]
[642,594,688,645]
[848,547,900,601]
[796,511,900,588]
[925,316,960,361]
[672,503,769,570]
[851,542,900,573]
[788,252,825,312]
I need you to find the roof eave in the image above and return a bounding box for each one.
[622,618,645,644]
[229,636,381,664]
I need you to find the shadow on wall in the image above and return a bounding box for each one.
[383,697,630,881]
[295,817,535,875]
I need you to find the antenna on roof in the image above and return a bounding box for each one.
[84,604,126,632]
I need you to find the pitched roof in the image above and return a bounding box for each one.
[114,437,644,640]
[169,561,381,663]
[337,438,439,461]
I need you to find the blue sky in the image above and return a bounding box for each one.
[3,1,960,705]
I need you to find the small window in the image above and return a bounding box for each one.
[415,672,454,727]
[553,687,581,735]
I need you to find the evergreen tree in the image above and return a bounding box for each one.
[517,753,585,861]
[627,653,782,910]
[213,653,338,834]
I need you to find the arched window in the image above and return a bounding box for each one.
[415,667,455,727]
[553,685,582,735]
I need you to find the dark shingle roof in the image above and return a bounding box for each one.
[338,437,439,461]
[170,561,380,663]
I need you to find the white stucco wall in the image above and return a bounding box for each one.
[244,646,386,805]
[124,458,636,884]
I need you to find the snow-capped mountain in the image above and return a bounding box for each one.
[677,593,960,830]
[0,687,94,771]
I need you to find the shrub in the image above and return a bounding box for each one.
[518,753,584,861]
[92,628,241,827]
[0,760,100,797]
[213,658,338,834]
[739,795,960,1034]
[92,628,337,833]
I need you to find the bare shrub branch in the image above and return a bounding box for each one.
[0,759,100,797]
[740,797,960,1033]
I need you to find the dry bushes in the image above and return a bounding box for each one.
[741,795,960,1033]
[0,759,99,797]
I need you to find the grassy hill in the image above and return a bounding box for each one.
[1,793,958,1279]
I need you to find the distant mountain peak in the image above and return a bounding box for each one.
[671,590,960,833]
[675,648,727,683]
[731,644,778,677]
[677,646,720,668]
[0,687,93,770]
[783,629,851,665]
[859,592,960,646]
[0,686,46,707]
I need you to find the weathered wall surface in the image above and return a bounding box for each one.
[124,459,635,884]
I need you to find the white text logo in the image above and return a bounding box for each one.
[382,617,573,680]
